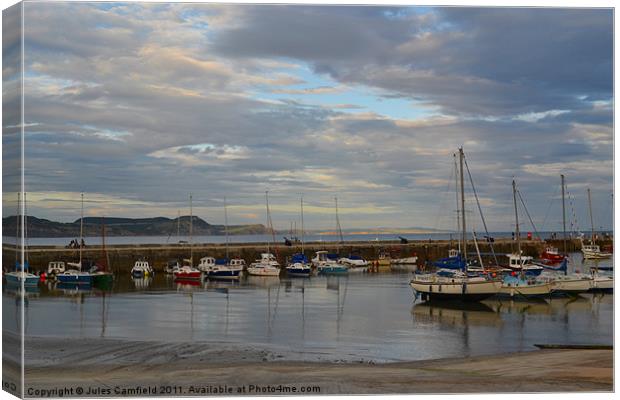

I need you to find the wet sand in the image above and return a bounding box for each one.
[2,333,613,395]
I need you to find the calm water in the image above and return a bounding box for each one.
[3,253,613,363]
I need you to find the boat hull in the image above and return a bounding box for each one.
[247,267,280,277]
[410,280,502,302]
[582,251,612,259]
[5,273,39,286]
[551,277,592,292]
[286,267,312,277]
[207,269,242,280]
[174,271,202,280]
[92,273,114,287]
[499,282,552,297]
[56,274,92,284]
[318,266,348,275]
[591,276,613,291]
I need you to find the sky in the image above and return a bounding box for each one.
[2,3,614,233]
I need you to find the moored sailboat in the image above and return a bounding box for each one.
[57,193,92,285]
[248,191,281,277]
[286,197,312,277]
[411,148,501,301]
[174,194,202,281]
[207,197,243,280]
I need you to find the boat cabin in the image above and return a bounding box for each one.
[229,258,246,267]
[47,261,66,274]
[507,253,533,267]
[198,257,216,268]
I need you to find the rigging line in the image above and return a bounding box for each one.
[463,156,498,266]
[430,160,456,237]
[516,189,542,241]
[540,182,560,233]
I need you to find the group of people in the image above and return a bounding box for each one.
[66,238,86,249]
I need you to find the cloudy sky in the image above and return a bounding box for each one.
[3,3,613,232]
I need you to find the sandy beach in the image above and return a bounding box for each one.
[2,333,613,396]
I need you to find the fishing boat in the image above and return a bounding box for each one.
[504,253,544,276]
[207,197,244,280]
[540,247,565,264]
[164,259,181,274]
[411,148,501,302]
[248,192,281,277]
[58,193,92,285]
[581,241,612,260]
[248,253,281,276]
[498,180,552,298]
[131,261,153,278]
[47,261,66,276]
[581,188,612,260]
[197,256,217,273]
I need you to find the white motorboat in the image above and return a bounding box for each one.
[391,256,418,265]
[248,253,281,276]
[131,261,153,277]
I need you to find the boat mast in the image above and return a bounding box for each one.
[335,196,344,244]
[189,194,193,266]
[224,196,229,259]
[300,196,305,254]
[459,148,467,261]
[265,191,271,254]
[512,180,521,256]
[561,174,567,255]
[453,153,461,253]
[587,188,595,244]
[177,209,180,241]
[80,192,84,270]
[101,217,109,272]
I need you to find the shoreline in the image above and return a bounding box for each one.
[3,333,613,395]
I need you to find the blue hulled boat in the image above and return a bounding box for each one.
[286,254,312,277]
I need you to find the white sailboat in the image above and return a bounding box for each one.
[411,148,501,301]
[248,191,281,277]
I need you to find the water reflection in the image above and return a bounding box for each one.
[2,262,613,363]
[411,301,502,327]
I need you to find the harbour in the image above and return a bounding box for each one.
[2,254,613,395]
